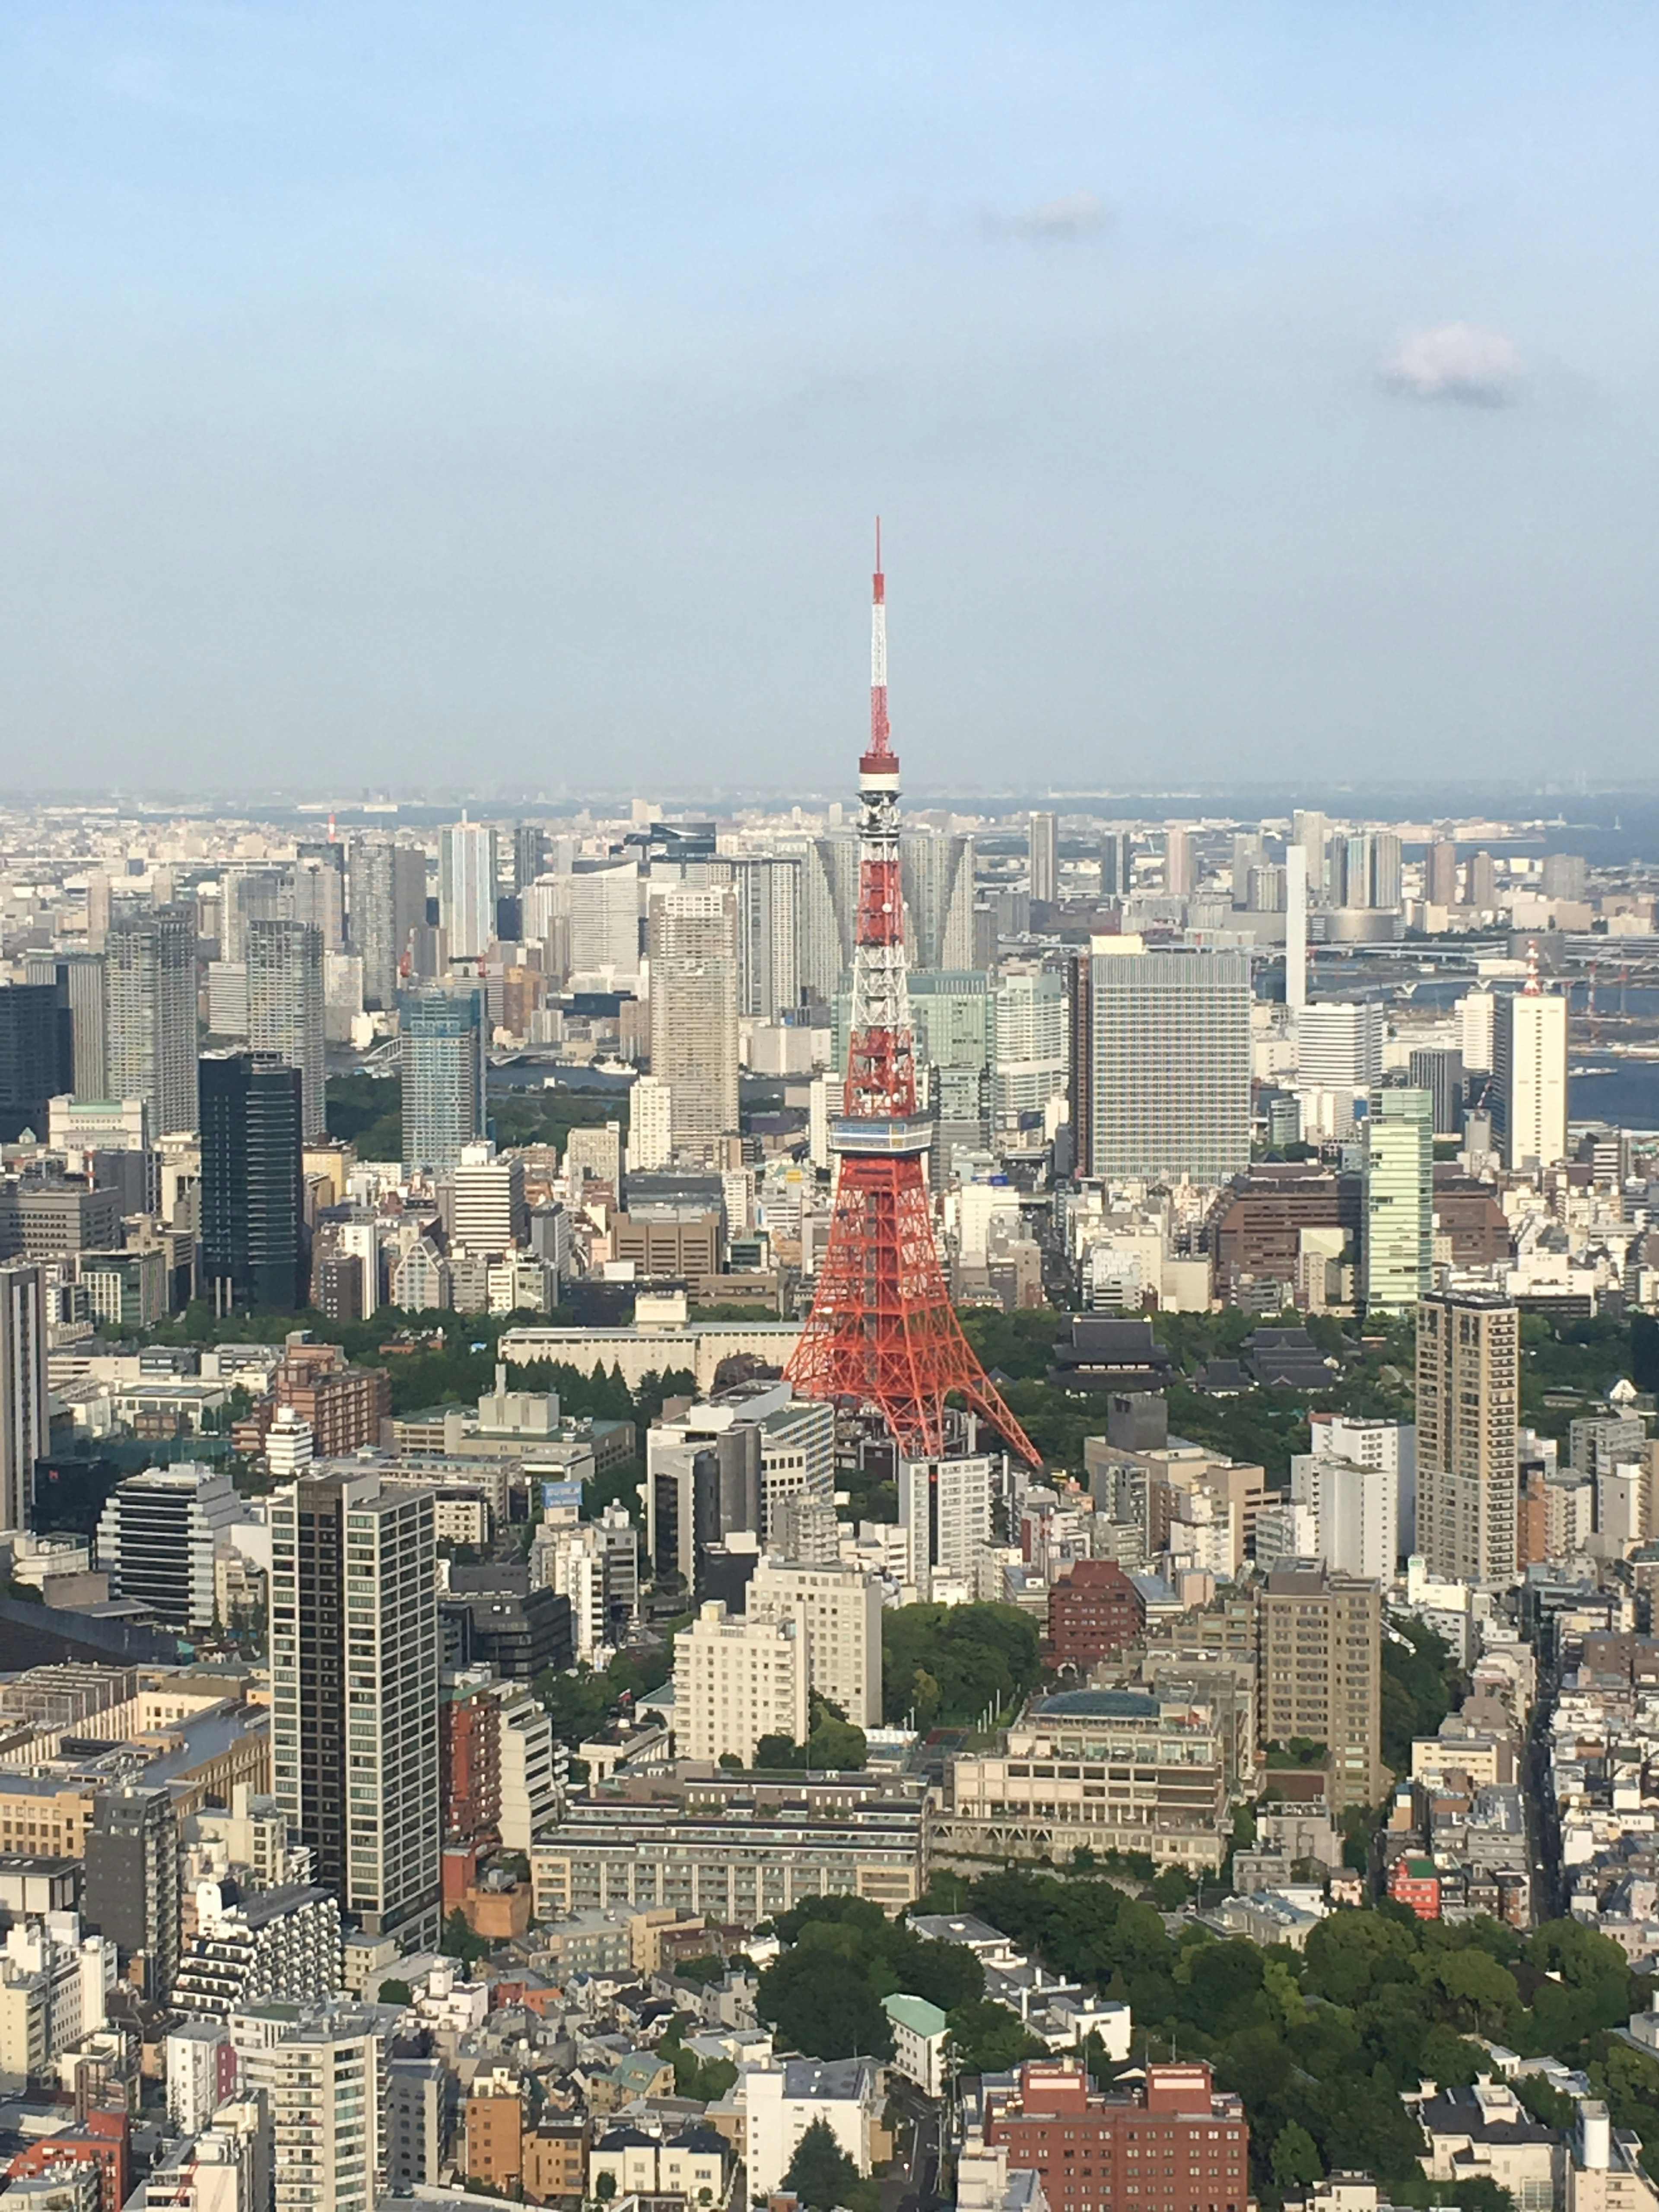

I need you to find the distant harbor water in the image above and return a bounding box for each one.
[1570,1057,1659,1131]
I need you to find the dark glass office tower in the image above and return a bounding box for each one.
[0,983,73,1141]
[200,1051,307,1311]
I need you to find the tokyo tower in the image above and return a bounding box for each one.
[785,531,1041,1468]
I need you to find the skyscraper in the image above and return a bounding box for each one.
[512,823,546,894]
[83,1784,180,2001]
[900,831,975,970]
[1369,832,1403,911]
[1284,846,1308,1014]
[647,887,740,1164]
[1100,828,1133,902]
[0,1262,47,1535]
[1493,986,1568,1173]
[1415,1289,1520,1585]
[1408,1046,1465,1136]
[1027,811,1058,905]
[61,952,107,1101]
[1296,1001,1384,1093]
[717,856,802,1020]
[348,837,429,1009]
[268,1469,440,1943]
[1426,839,1459,906]
[1078,941,1251,1183]
[1466,850,1497,910]
[1362,1087,1432,1316]
[200,1053,307,1313]
[400,989,486,1176]
[1163,824,1193,896]
[247,918,326,1138]
[0,983,73,1141]
[439,821,498,962]
[105,906,197,1137]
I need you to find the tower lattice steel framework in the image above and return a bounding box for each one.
[785,531,1041,1467]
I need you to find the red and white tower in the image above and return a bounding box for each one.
[786,532,1041,1467]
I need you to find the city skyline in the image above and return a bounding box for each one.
[5,6,1659,789]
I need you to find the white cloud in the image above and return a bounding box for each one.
[983,191,1109,243]
[1381,322,1526,408]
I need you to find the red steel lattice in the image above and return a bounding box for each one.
[786,531,1041,1467]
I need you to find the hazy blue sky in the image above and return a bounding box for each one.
[4,3,1659,796]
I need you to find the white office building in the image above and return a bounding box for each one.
[1296,1001,1385,1093]
[1288,1455,1395,1582]
[899,1451,997,1602]
[1494,988,1568,1173]
[438,821,498,964]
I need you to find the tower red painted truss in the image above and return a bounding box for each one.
[786,531,1042,1468]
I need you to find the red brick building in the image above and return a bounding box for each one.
[985,2060,1248,2212]
[1043,1561,1147,1672]
[6,2111,130,2212]
[441,1675,502,1845]
[274,1357,391,1456]
[1389,1854,1441,1920]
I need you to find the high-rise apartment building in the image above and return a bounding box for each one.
[0,1262,48,1535]
[1257,1564,1385,1810]
[246,918,325,1138]
[1363,1087,1432,1316]
[512,823,546,893]
[83,1783,180,2000]
[438,821,498,963]
[348,837,429,1009]
[717,856,802,1020]
[648,887,739,1165]
[105,906,197,1137]
[1466,850,1497,910]
[1078,941,1251,1184]
[1415,1290,1520,1585]
[1287,1454,1394,1581]
[1027,812,1058,905]
[747,1559,884,1729]
[0,984,73,1143]
[625,1075,673,1173]
[673,1599,809,1767]
[1100,828,1133,901]
[1293,809,1330,899]
[1427,839,1460,906]
[1163,824,1192,896]
[993,967,1068,1122]
[1460,988,1495,1076]
[899,1449,997,1601]
[1408,1047,1465,1137]
[400,989,486,1176]
[1296,1001,1385,1093]
[900,832,975,971]
[1284,846,1308,1014]
[1306,1411,1414,1564]
[238,2005,384,2212]
[268,1471,440,1943]
[200,1053,306,1312]
[1493,988,1568,1173]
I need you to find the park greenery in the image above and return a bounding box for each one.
[754,1696,869,1773]
[881,1602,1044,1730]
[754,1896,1042,2079]
[912,1867,1659,2210]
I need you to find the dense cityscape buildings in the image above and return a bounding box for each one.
[0,613,1658,2210]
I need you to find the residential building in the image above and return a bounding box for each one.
[899,1450,996,1601]
[674,1600,809,1766]
[1566,2099,1659,2212]
[165,2018,235,2135]
[400,989,486,1177]
[744,2057,884,2197]
[267,1471,441,1943]
[1494,988,1569,1173]
[648,887,741,1164]
[938,1688,1230,1872]
[83,1785,179,2000]
[536,1506,639,1666]
[462,2076,523,2194]
[1306,1411,1414,1569]
[0,1261,47,1535]
[1077,942,1250,1184]
[885,1993,949,2097]
[982,2059,1249,2212]
[718,855,803,1020]
[1415,1291,1521,1586]
[387,2055,453,2194]
[105,907,197,1138]
[1257,1564,1386,1810]
[451,1143,529,1253]
[747,1558,884,1729]
[1100,828,1133,901]
[1408,2076,1562,2212]
[439,821,499,964]
[349,836,429,1010]
[200,1053,307,1313]
[1042,1561,1147,1672]
[1288,1454,1395,1582]
[273,1356,391,1458]
[1363,1087,1432,1315]
[95,1464,242,1629]
[170,1884,342,2018]
[238,2005,383,2212]
[625,1076,674,1174]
